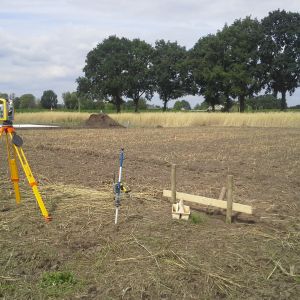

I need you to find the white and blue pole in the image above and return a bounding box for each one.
[115,148,124,224]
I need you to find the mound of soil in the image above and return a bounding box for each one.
[85,113,123,128]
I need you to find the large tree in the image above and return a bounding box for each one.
[221,17,264,112]
[126,39,154,112]
[77,36,131,113]
[189,34,230,111]
[190,17,264,112]
[152,40,188,111]
[63,91,80,110]
[41,90,58,109]
[260,10,300,110]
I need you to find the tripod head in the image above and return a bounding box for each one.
[0,98,14,126]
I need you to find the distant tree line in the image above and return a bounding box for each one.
[77,9,300,112]
[1,10,299,113]
[0,91,58,110]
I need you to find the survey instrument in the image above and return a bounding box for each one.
[0,98,51,221]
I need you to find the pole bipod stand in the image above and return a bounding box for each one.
[0,122,51,221]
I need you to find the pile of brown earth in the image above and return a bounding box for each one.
[85,113,123,128]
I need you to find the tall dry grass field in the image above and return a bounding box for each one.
[14,111,90,125]
[14,111,300,128]
[111,112,300,128]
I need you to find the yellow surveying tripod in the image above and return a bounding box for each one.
[0,98,51,221]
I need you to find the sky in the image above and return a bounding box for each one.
[0,0,299,108]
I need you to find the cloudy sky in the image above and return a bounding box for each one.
[0,0,299,107]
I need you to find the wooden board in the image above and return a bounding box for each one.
[163,190,252,215]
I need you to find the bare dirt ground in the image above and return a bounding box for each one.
[1,126,300,299]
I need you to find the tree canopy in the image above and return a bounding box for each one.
[260,10,300,110]
[152,40,189,111]
[75,11,299,113]
[0,93,9,100]
[19,94,36,109]
[173,100,191,111]
[77,36,132,113]
[125,38,154,112]
[221,17,264,112]
[190,17,264,112]
[63,92,80,110]
[41,90,58,109]
[246,95,281,110]
[189,34,229,111]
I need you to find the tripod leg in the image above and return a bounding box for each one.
[10,157,21,204]
[8,133,51,220]
[5,133,21,204]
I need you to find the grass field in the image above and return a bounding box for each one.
[13,111,300,128]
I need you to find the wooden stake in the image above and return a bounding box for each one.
[226,175,233,224]
[171,164,176,203]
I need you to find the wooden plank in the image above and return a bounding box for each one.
[163,190,252,215]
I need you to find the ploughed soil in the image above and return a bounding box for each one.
[0,127,300,299]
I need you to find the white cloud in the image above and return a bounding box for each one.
[0,0,299,105]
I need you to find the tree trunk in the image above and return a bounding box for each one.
[280,90,287,111]
[134,98,139,112]
[163,100,168,112]
[212,104,215,112]
[239,95,245,113]
[224,95,230,112]
[115,95,122,113]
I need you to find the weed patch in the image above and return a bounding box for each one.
[40,271,77,297]
[190,212,207,224]
[0,282,16,297]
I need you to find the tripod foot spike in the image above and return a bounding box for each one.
[44,216,52,222]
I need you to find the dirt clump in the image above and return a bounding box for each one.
[85,113,123,128]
